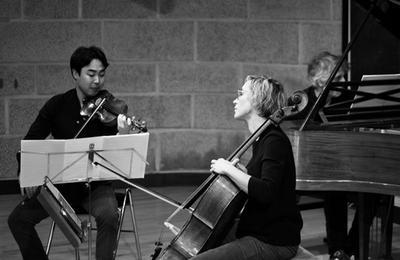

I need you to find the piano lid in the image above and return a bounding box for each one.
[306,74,400,130]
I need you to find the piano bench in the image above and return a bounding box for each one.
[292,246,318,260]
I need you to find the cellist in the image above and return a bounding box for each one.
[192,75,303,260]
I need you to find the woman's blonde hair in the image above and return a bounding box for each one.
[245,75,286,118]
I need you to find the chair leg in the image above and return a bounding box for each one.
[46,220,56,256]
[113,188,142,260]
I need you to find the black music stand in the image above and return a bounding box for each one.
[19,134,149,259]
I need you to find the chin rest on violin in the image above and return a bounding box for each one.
[81,90,147,133]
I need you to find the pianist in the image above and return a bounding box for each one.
[285,51,378,260]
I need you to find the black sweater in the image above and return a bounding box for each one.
[236,125,303,246]
[25,88,117,140]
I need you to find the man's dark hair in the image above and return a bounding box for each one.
[70,46,109,76]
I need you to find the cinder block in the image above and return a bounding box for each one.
[159,62,240,93]
[103,21,194,61]
[0,65,35,96]
[0,136,21,178]
[159,0,246,18]
[107,64,156,93]
[83,0,156,18]
[243,64,308,95]
[249,0,331,20]
[122,95,191,128]
[24,0,78,19]
[37,65,71,95]
[0,99,4,134]
[333,0,343,21]
[0,0,20,19]
[299,23,342,64]
[0,22,101,62]
[9,98,47,135]
[194,95,244,129]
[159,130,246,170]
[198,22,298,63]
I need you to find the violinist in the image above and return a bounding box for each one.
[192,75,303,260]
[8,46,132,260]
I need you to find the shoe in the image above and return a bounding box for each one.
[330,250,350,260]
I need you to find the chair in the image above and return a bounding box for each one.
[45,188,142,260]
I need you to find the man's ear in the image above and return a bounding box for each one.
[72,69,79,80]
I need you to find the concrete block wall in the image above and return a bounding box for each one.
[0,0,342,181]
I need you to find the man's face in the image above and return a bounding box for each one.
[73,59,106,98]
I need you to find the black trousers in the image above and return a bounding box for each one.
[324,191,379,257]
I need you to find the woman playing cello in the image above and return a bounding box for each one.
[192,75,303,260]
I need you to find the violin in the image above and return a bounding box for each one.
[80,90,147,133]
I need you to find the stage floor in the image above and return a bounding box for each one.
[1,186,400,259]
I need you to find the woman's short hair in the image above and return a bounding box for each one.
[245,75,287,118]
[70,46,109,76]
[307,51,348,87]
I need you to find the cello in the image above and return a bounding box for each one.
[154,105,297,259]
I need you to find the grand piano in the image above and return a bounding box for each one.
[282,1,400,259]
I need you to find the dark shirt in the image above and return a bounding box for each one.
[236,125,303,246]
[25,88,117,140]
[24,88,118,206]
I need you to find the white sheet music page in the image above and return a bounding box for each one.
[19,133,149,187]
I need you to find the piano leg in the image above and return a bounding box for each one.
[358,193,394,260]
[358,192,368,260]
[382,195,394,260]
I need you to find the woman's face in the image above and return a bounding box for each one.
[233,80,254,120]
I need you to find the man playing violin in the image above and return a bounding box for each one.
[8,46,132,260]
[192,75,303,260]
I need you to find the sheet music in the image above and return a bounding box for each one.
[20,133,149,187]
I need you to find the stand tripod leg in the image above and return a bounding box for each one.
[113,188,142,260]
[86,181,93,260]
[75,247,80,260]
[113,190,128,259]
[127,188,142,260]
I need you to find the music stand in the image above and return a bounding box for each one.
[19,133,149,259]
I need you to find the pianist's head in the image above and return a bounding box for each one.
[308,51,348,98]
